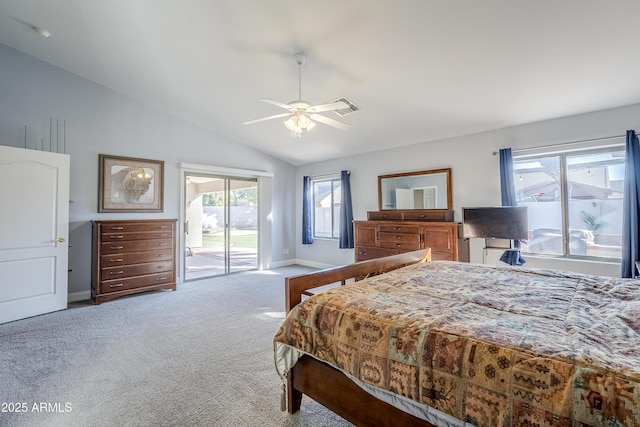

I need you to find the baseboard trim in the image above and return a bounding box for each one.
[293,259,336,269]
[268,259,336,270]
[269,259,297,268]
[68,290,91,303]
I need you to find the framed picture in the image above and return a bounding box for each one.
[98,154,164,212]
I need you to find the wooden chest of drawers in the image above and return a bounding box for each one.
[91,219,177,304]
[354,220,461,262]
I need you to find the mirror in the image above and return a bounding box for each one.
[378,168,452,210]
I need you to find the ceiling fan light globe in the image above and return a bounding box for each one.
[297,113,310,127]
[284,117,302,133]
[284,117,296,129]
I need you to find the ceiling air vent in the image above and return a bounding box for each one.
[331,97,359,117]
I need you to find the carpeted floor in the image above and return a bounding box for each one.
[0,266,354,427]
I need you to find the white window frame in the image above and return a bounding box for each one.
[311,175,341,240]
[513,141,625,262]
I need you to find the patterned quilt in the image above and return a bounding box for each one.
[273,261,640,426]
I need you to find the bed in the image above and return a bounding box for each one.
[273,249,640,426]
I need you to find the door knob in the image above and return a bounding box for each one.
[55,237,66,243]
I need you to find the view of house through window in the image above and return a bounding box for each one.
[513,147,625,259]
[312,177,341,239]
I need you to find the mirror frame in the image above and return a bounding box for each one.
[378,168,452,211]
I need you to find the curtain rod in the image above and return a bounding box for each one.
[310,170,350,179]
[492,134,626,156]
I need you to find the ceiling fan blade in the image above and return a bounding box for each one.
[243,112,292,125]
[309,114,351,131]
[261,99,295,111]
[307,100,348,113]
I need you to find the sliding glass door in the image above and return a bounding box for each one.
[184,173,258,280]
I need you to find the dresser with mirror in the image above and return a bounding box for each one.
[354,168,468,262]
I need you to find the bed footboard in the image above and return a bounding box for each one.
[285,248,431,313]
[288,355,436,427]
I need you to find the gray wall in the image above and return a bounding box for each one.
[296,103,640,277]
[0,44,297,297]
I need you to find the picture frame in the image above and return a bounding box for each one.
[98,154,164,212]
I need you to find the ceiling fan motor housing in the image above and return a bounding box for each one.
[295,52,306,66]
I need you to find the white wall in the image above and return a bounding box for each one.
[295,103,640,277]
[0,44,297,297]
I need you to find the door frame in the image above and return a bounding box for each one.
[178,163,273,284]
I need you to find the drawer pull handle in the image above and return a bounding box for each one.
[110,283,124,288]
[157,233,168,237]
[158,225,168,229]
[110,246,124,250]
[158,243,168,246]
[110,258,123,262]
[157,277,167,281]
[395,235,401,239]
[110,235,124,239]
[110,227,124,230]
[110,270,124,275]
[395,243,401,247]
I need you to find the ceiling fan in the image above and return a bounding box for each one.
[243,52,352,137]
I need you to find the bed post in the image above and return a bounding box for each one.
[286,371,302,413]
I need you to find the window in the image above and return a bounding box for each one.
[312,177,342,239]
[514,146,625,260]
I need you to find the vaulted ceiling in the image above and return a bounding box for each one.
[2,1,640,165]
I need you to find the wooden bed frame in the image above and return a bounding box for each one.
[284,249,438,427]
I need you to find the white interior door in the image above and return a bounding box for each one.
[422,186,437,209]
[0,145,70,324]
[395,188,414,209]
